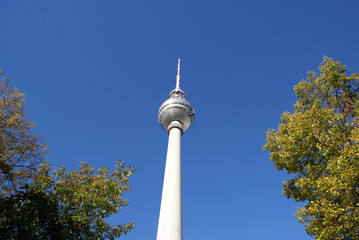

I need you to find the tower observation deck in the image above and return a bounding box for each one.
[156,58,195,240]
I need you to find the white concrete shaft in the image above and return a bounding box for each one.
[157,121,183,240]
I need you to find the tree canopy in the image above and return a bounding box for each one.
[0,70,135,239]
[264,57,359,239]
[0,161,134,240]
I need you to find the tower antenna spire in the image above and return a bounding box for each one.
[176,58,181,90]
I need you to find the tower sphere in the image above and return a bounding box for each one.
[158,88,195,133]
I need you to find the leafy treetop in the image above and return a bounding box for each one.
[0,160,135,240]
[264,57,359,240]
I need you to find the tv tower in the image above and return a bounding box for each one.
[157,58,195,240]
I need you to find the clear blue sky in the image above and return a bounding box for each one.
[1,1,359,239]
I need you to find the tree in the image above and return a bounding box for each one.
[0,160,135,240]
[0,70,46,197]
[0,71,135,239]
[263,57,359,239]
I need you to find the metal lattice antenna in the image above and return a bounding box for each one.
[176,58,181,90]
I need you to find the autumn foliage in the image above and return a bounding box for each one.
[0,70,134,239]
[264,57,359,239]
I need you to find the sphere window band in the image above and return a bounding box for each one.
[158,102,193,114]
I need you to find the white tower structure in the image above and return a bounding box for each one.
[157,58,195,240]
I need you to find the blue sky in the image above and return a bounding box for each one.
[1,1,359,239]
